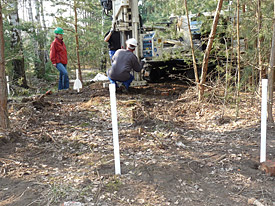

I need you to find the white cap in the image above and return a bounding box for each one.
[126,38,138,49]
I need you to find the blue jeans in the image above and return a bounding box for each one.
[108,74,134,89]
[56,63,69,90]
[109,50,116,61]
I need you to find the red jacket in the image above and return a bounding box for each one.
[50,37,67,65]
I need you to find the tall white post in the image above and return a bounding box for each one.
[109,84,121,175]
[6,76,10,96]
[76,69,79,93]
[260,79,268,163]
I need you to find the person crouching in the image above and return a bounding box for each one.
[107,38,145,93]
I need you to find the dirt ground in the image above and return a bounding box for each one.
[0,79,275,206]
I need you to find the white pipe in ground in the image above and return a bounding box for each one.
[6,76,10,96]
[260,79,268,163]
[73,69,82,93]
[109,84,121,175]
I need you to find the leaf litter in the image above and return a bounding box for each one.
[0,81,275,206]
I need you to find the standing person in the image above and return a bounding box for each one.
[104,22,121,61]
[107,38,146,93]
[50,27,69,91]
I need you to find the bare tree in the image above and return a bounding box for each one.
[198,0,223,100]
[267,0,275,123]
[0,2,10,129]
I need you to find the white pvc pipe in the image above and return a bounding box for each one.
[260,79,268,163]
[76,69,79,79]
[76,69,79,93]
[6,76,10,96]
[109,84,121,175]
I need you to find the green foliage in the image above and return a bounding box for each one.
[49,0,104,71]
[140,0,172,23]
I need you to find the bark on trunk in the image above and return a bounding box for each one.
[35,0,46,78]
[267,0,275,123]
[28,0,34,22]
[28,0,40,78]
[40,0,49,64]
[236,0,241,118]
[257,0,265,80]
[40,0,47,30]
[198,0,224,100]
[0,3,10,129]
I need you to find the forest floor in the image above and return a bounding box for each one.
[0,78,275,206]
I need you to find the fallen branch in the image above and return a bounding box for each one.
[95,170,104,204]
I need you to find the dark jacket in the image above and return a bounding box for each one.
[50,37,68,65]
[108,49,144,81]
[104,31,121,51]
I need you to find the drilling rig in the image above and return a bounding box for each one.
[100,0,211,83]
[101,0,149,84]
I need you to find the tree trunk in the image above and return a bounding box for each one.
[74,0,82,82]
[28,0,34,22]
[257,0,264,80]
[267,0,275,123]
[0,2,10,129]
[35,0,46,78]
[236,0,241,118]
[40,0,47,30]
[198,0,223,100]
[224,37,229,102]
[184,0,199,85]
[40,0,49,64]
[28,0,40,78]
[100,9,106,71]
[9,0,28,88]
